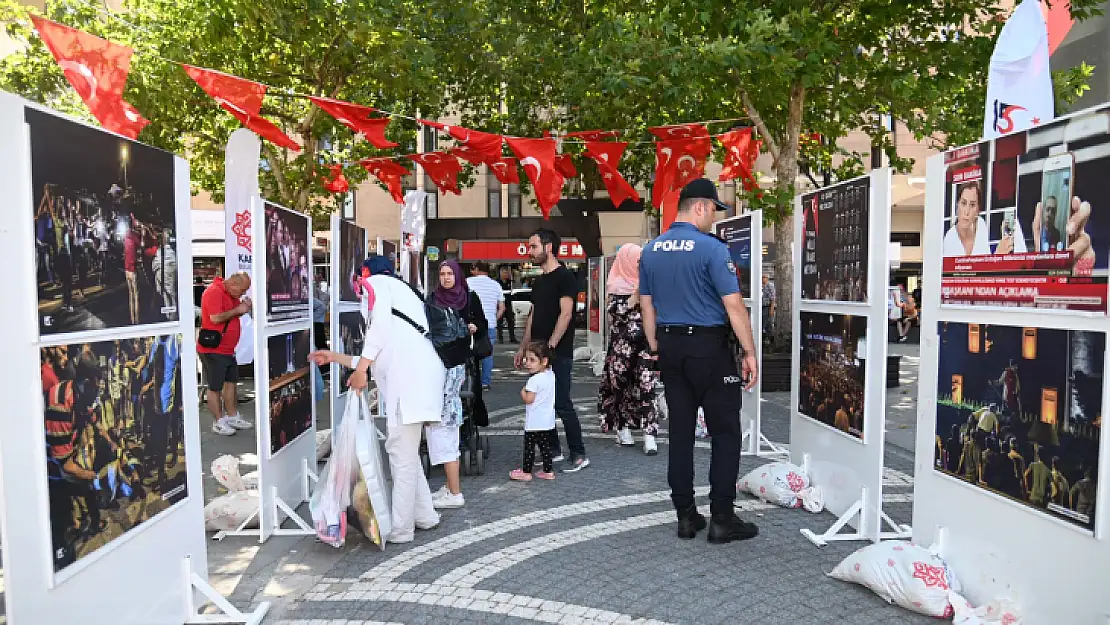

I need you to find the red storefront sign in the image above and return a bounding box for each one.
[459,239,586,262]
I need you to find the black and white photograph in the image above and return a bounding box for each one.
[339,219,367,303]
[265,203,311,322]
[28,107,179,335]
[798,312,868,439]
[336,311,367,392]
[800,177,870,302]
[41,334,188,573]
[267,329,312,454]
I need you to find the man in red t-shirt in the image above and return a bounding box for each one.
[198,272,253,435]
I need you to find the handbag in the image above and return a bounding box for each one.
[198,320,230,349]
[472,327,493,359]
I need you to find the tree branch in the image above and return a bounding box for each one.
[261,142,291,204]
[740,89,780,162]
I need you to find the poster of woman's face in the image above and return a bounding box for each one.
[264,203,311,322]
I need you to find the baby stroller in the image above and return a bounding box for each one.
[420,357,490,476]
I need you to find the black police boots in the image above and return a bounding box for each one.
[675,506,707,539]
[707,512,759,544]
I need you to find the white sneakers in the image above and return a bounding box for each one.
[432,486,465,509]
[644,434,658,456]
[212,414,252,436]
[616,428,635,446]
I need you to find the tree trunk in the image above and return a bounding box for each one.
[770,81,807,347]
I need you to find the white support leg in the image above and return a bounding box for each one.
[270,484,317,537]
[800,486,871,547]
[878,508,913,541]
[756,433,790,459]
[212,505,262,542]
[183,556,271,625]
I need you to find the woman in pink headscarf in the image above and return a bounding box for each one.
[597,243,661,455]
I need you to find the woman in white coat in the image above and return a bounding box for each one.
[310,255,446,543]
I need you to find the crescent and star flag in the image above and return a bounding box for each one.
[449,145,489,166]
[31,16,149,139]
[982,0,1055,140]
[359,158,410,204]
[321,164,350,193]
[648,123,710,140]
[182,65,301,151]
[566,129,621,141]
[554,153,578,178]
[660,189,681,232]
[505,137,564,219]
[652,136,711,208]
[406,152,463,195]
[309,97,397,149]
[489,157,521,184]
[717,127,762,190]
[583,141,640,208]
[421,121,504,163]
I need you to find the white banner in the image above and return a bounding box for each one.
[224,128,261,364]
[982,0,1055,140]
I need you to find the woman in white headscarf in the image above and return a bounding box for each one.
[597,244,661,455]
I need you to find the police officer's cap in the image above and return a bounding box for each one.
[678,178,730,211]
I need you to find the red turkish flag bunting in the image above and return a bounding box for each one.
[505,137,564,219]
[661,189,681,232]
[182,65,300,151]
[489,158,520,185]
[652,137,712,208]
[648,123,710,141]
[449,145,488,166]
[309,97,397,149]
[717,127,761,190]
[359,158,410,204]
[583,141,640,208]
[554,154,578,178]
[321,164,349,193]
[407,152,463,195]
[566,129,621,141]
[31,16,149,139]
[421,120,504,163]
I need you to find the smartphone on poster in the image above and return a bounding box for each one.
[1039,153,1074,252]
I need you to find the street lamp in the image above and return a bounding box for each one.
[120,143,130,189]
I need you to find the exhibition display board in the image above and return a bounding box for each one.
[790,169,911,545]
[587,256,605,353]
[914,103,1110,623]
[330,215,369,431]
[0,94,265,623]
[713,211,784,458]
[601,252,617,348]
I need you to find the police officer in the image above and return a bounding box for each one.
[639,178,760,544]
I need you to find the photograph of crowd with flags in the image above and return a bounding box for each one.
[798,312,868,439]
[42,334,187,572]
[713,215,754,299]
[799,178,870,303]
[265,203,311,322]
[940,104,1110,312]
[934,321,1102,530]
[29,108,179,335]
[267,329,313,454]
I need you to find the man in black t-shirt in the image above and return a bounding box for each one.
[515,229,589,472]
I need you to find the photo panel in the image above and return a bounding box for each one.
[798,312,868,439]
[338,219,366,303]
[27,108,180,336]
[714,215,754,299]
[799,177,870,303]
[935,321,1103,530]
[939,104,1110,312]
[267,329,312,455]
[41,334,188,573]
[588,258,601,334]
[335,311,367,392]
[264,203,311,322]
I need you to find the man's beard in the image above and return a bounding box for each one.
[531,251,549,265]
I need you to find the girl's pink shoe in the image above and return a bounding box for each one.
[509,469,533,481]
[535,471,556,480]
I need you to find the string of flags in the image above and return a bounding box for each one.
[29,15,762,219]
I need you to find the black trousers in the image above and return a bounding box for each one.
[658,328,743,516]
[498,310,517,342]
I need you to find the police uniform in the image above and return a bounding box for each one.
[639,179,758,543]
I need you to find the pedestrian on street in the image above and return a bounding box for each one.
[467,261,505,390]
[597,243,661,455]
[197,272,254,436]
[639,178,760,544]
[515,228,589,473]
[497,265,518,343]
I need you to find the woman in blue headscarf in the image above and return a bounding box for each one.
[312,254,446,543]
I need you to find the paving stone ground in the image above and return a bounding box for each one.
[195,338,932,625]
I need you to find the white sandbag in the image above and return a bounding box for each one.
[573,346,595,361]
[211,454,248,493]
[204,491,260,531]
[829,541,959,618]
[241,470,259,490]
[316,428,332,461]
[949,591,1023,625]
[739,461,823,512]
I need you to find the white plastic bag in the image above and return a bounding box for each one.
[948,591,1022,625]
[739,462,823,512]
[204,491,260,531]
[829,541,959,618]
[316,428,332,461]
[309,394,360,547]
[352,391,392,548]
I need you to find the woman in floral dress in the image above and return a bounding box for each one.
[597,244,660,455]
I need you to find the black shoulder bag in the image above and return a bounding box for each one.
[198,320,230,349]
